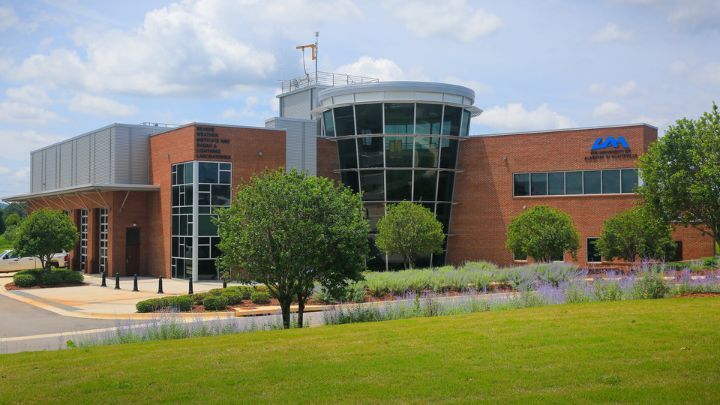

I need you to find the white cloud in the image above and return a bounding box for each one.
[68,94,138,117]
[589,80,637,97]
[0,85,59,125]
[476,103,575,131]
[1,0,360,97]
[5,85,52,105]
[615,0,720,31]
[335,56,427,81]
[391,0,502,42]
[0,130,64,162]
[442,76,491,97]
[593,101,624,119]
[222,96,264,120]
[0,7,19,31]
[591,23,633,42]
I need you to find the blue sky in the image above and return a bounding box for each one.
[0,0,719,197]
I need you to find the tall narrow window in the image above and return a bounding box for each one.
[514,173,530,196]
[587,238,602,263]
[322,110,335,137]
[98,208,108,274]
[80,209,88,272]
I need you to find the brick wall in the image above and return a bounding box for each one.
[447,124,715,266]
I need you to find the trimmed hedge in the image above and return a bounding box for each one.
[251,290,271,305]
[203,295,229,311]
[12,269,84,288]
[136,296,193,313]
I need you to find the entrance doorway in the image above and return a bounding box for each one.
[125,228,141,276]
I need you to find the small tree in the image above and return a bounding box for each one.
[596,206,675,262]
[506,206,580,262]
[216,169,369,329]
[4,213,21,227]
[0,213,5,236]
[14,209,78,272]
[375,202,445,269]
[639,102,720,254]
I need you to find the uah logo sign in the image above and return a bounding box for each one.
[591,136,629,151]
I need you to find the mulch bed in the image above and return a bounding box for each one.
[4,282,87,290]
[675,292,720,298]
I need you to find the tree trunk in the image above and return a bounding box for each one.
[278,297,292,329]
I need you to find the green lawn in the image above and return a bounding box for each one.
[1,298,719,403]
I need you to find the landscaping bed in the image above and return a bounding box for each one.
[6,269,84,290]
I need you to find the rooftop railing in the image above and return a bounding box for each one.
[280,71,379,93]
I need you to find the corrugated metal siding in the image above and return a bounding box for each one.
[59,141,73,188]
[266,117,318,175]
[75,135,91,185]
[93,128,112,183]
[280,90,312,119]
[26,124,170,194]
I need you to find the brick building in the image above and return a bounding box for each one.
[5,76,715,278]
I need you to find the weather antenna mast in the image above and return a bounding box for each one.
[296,32,319,83]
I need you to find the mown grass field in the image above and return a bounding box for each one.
[1,298,719,403]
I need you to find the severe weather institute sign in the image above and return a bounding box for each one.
[585,136,637,162]
[196,126,231,160]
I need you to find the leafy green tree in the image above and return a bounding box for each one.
[506,206,580,262]
[14,209,78,272]
[4,213,21,227]
[596,206,675,262]
[3,203,27,220]
[639,102,720,253]
[216,169,369,329]
[0,213,5,236]
[375,202,445,269]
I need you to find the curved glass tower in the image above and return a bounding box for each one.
[315,82,481,269]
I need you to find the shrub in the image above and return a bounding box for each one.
[592,280,624,301]
[191,292,209,305]
[13,273,37,287]
[250,290,271,305]
[203,295,229,311]
[62,271,84,284]
[221,290,244,305]
[631,272,669,299]
[41,271,64,285]
[136,295,193,313]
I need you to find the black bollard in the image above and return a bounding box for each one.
[223,280,227,289]
[188,279,194,295]
[114,272,120,290]
[157,276,164,294]
[132,274,139,292]
[101,271,107,287]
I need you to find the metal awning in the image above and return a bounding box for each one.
[2,184,160,203]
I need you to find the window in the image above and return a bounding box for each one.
[439,138,458,169]
[565,171,583,195]
[413,170,437,201]
[548,172,564,195]
[415,104,442,134]
[583,171,601,194]
[435,203,451,233]
[364,203,385,232]
[531,173,548,196]
[587,238,602,263]
[357,136,384,168]
[621,169,638,193]
[514,173,530,196]
[385,136,413,167]
[360,170,384,201]
[334,106,355,136]
[384,103,414,134]
[414,136,440,168]
[441,106,462,136]
[338,139,358,169]
[341,171,360,194]
[98,208,108,274]
[386,170,412,201]
[602,170,620,194]
[436,171,455,202]
[355,104,383,135]
[460,110,471,136]
[322,110,335,137]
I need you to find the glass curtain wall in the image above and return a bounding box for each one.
[323,102,470,269]
[171,161,232,280]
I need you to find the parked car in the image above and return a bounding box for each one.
[0,250,68,272]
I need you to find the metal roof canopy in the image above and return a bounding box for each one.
[3,183,160,203]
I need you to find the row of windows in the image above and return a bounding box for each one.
[337,136,459,169]
[341,169,455,203]
[172,162,231,186]
[323,103,471,137]
[515,238,683,263]
[513,169,639,197]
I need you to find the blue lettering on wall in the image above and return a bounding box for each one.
[591,136,630,151]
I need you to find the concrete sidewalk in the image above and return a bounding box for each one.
[0,275,236,319]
